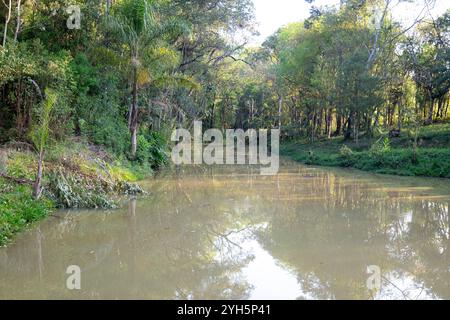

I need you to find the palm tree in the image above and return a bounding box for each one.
[103,0,189,158]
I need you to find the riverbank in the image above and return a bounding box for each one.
[281,123,450,178]
[0,139,149,246]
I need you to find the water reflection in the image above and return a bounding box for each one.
[0,161,449,300]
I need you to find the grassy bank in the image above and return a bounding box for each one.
[0,182,53,245]
[0,139,150,246]
[281,123,450,178]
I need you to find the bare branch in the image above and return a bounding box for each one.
[0,172,34,185]
[2,0,12,47]
[14,0,22,42]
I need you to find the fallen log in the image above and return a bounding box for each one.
[0,172,34,185]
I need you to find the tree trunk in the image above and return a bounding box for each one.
[221,98,226,131]
[131,127,137,158]
[366,114,373,138]
[249,98,255,128]
[129,64,139,158]
[13,0,21,42]
[33,152,44,199]
[344,113,352,140]
[16,79,23,134]
[437,96,444,119]
[374,108,380,128]
[335,112,342,136]
[426,96,434,125]
[2,0,12,47]
[325,108,332,138]
[317,109,323,136]
[209,93,216,129]
[443,96,449,119]
[278,94,283,129]
[106,0,112,15]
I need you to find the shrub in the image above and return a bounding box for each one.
[46,169,117,209]
[4,151,36,180]
[338,145,355,167]
[0,182,53,246]
[339,145,353,157]
[146,131,169,169]
[46,166,145,209]
[369,137,391,160]
[305,150,317,165]
[133,132,169,169]
[136,135,151,165]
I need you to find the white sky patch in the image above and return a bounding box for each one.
[251,0,450,45]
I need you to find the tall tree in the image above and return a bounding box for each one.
[104,0,188,158]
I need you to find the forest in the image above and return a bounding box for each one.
[1,0,450,245]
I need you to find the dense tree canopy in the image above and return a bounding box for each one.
[1,0,449,159]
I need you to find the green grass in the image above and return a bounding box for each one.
[0,140,150,246]
[281,123,450,178]
[0,180,53,246]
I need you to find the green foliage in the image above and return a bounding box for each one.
[45,164,146,209]
[41,51,76,137]
[0,181,53,246]
[46,169,118,209]
[29,89,57,154]
[0,40,74,140]
[282,124,450,178]
[41,142,147,209]
[1,139,147,216]
[305,150,317,165]
[0,41,44,85]
[135,132,169,169]
[339,145,354,158]
[1,0,258,161]
[4,151,36,180]
[339,145,355,167]
[146,131,169,169]
[0,0,260,246]
[136,135,152,165]
[109,164,141,182]
[369,137,391,160]
[1,0,450,256]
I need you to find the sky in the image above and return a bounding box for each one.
[251,0,450,44]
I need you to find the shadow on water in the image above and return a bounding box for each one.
[1,159,449,299]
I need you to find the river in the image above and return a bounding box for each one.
[1,159,450,299]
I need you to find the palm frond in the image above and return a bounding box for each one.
[152,73,200,90]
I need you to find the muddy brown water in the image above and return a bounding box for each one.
[1,160,450,300]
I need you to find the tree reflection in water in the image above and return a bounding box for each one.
[0,162,449,300]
